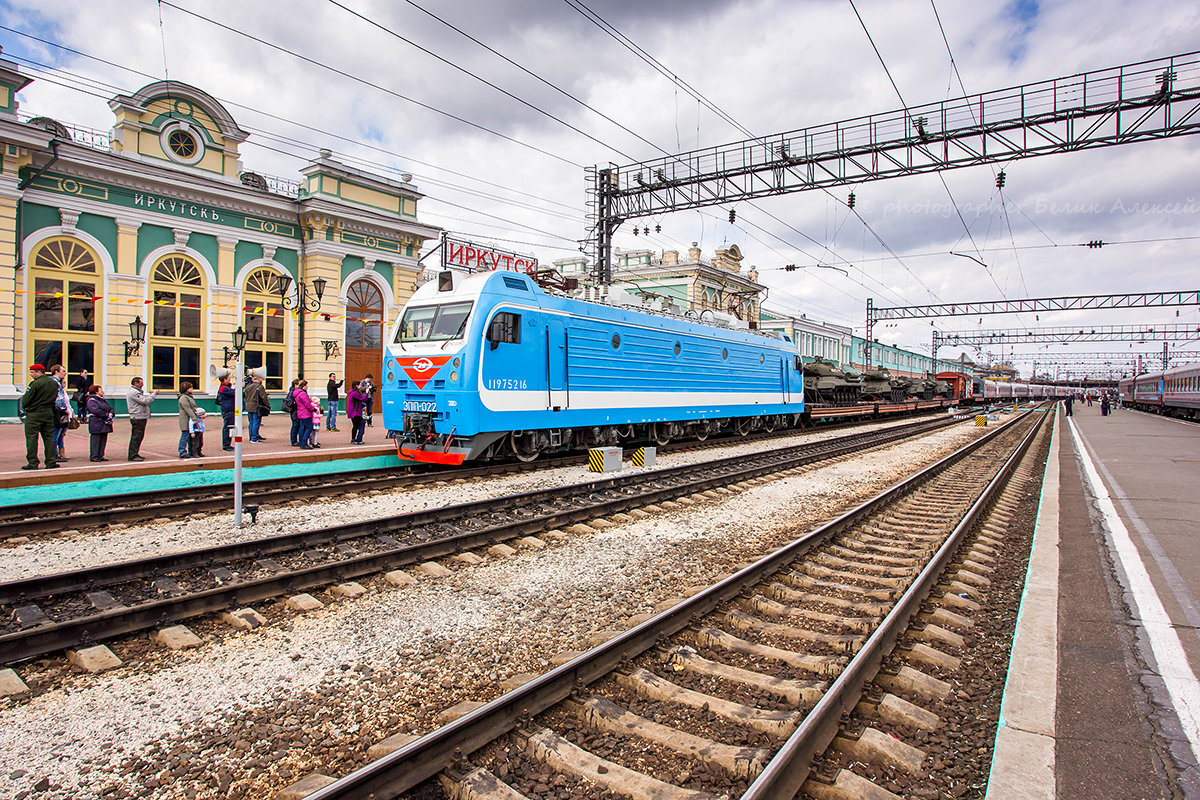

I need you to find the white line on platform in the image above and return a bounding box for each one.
[1068,417,1200,765]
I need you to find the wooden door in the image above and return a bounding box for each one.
[345,279,384,387]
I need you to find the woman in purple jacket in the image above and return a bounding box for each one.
[346,381,368,444]
[294,379,319,449]
[85,385,115,462]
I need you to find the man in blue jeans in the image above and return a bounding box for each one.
[216,374,236,451]
[326,373,342,431]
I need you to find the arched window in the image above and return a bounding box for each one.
[242,268,286,390]
[28,238,100,374]
[344,278,384,383]
[149,255,204,391]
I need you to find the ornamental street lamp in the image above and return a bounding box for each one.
[277,274,328,379]
[277,274,327,313]
[222,325,248,367]
[122,315,147,366]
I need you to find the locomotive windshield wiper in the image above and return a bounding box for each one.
[442,317,469,348]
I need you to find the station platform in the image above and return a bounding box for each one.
[988,403,1200,798]
[0,411,402,508]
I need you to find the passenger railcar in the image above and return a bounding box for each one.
[1120,363,1200,419]
[383,270,806,464]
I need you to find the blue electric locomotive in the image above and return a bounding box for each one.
[382,269,806,464]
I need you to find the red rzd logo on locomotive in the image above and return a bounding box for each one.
[397,355,452,389]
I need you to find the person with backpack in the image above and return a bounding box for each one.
[216,374,236,452]
[283,378,300,446]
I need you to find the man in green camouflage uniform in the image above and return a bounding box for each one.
[22,363,59,470]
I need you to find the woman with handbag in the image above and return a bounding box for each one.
[50,364,75,462]
[85,385,115,462]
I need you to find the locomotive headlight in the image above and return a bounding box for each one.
[387,371,395,382]
[387,358,396,371]
[450,371,459,382]
[453,357,461,368]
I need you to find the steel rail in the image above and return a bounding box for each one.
[0,414,959,606]
[1,401,958,538]
[302,408,1044,800]
[742,406,1049,798]
[0,414,966,664]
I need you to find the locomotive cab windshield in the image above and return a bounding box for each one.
[396,301,474,343]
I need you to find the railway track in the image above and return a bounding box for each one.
[293,405,1050,800]
[0,413,970,666]
[1,402,967,539]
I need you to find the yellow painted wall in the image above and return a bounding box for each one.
[0,195,16,386]
[338,182,400,214]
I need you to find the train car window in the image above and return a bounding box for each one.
[794,356,802,371]
[612,334,620,349]
[487,312,521,347]
[674,342,681,356]
[397,301,474,342]
[722,348,728,360]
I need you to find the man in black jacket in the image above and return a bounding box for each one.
[73,368,92,421]
[326,373,343,431]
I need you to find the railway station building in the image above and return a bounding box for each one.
[1,56,439,416]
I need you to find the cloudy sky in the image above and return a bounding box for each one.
[4,0,1199,377]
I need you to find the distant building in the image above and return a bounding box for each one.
[849,337,965,379]
[555,243,763,326]
[758,311,853,366]
[4,59,438,415]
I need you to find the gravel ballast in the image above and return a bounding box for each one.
[1,419,989,800]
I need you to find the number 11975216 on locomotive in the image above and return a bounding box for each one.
[381,270,806,464]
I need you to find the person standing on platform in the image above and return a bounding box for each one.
[1064,394,1074,417]
[73,367,92,422]
[21,363,58,470]
[294,379,318,449]
[85,385,114,462]
[1101,393,1111,416]
[346,381,367,444]
[361,373,376,428]
[284,378,300,446]
[126,376,158,461]
[326,373,342,432]
[178,382,200,458]
[50,364,74,463]
[243,375,269,442]
[216,374,236,452]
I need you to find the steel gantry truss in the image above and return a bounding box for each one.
[867,290,1200,365]
[932,323,1200,359]
[587,51,1200,283]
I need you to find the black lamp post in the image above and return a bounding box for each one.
[122,315,147,366]
[277,274,328,379]
[223,325,247,367]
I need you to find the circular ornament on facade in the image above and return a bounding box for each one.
[61,179,80,194]
[175,100,193,116]
[263,222,277,233]
[159,120,205,165]
[367,236,378,248]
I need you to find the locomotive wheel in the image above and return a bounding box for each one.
[651,422,671,446]
[763,415,778,433]
[734,417,752,436]
[694,424,709,441]
[509,431,541,462]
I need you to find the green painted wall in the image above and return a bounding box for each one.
[76,213,118,260]
[136,224,174,268]
[340,255,364,284]
[187,232,219,272]
[373,260,395,287]
[234,241,264,273]
[20,201,59,239]
[275,247,298,278]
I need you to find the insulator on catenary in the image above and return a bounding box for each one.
[995,171,1007,189]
